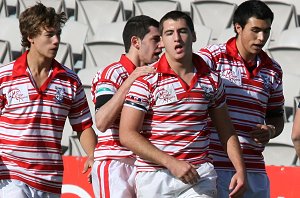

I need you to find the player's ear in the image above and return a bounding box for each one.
[131,36,141,50]
[159,36,165,48]
[27,36,34,44]
[234,23,242,35]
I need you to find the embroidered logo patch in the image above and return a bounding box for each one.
[156,84,177,105]
[55,86,64,103]
[6,85,30,105]
[8,89,24,101]
[201,85,214,100]
[261,75,272,92]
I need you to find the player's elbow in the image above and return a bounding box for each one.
[95,115,111,132]
[96,121,109,132]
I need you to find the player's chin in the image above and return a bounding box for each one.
[48,50,58,58]
[252,45,264,52]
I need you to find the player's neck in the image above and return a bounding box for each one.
[27,50,52,74]
[167,53,193,75]
[126,52,141,68]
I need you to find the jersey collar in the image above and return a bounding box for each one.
[119,54,136,74]
[12,50,66,78]
[226,37,274,69]
[156,53,210,77]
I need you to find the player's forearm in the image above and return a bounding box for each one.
[78,127,97,157]
[209,104,236,151]
[226,135,246,173]
[119,106,176,168]
[209,104,245,172]
[293,140,300,159]
[95,82,133,132]
[292,110,300,158]
[265,115,284,138]
[119,127,174,167]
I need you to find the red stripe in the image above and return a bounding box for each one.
[103,160,111,198]
[98,160,112,198]
[98,161,103,198]
[1,156,63,170]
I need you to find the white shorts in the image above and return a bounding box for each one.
[92,158,136,198]
[136,162,217,198]
[0,179,60,198]
[216,170,270,198]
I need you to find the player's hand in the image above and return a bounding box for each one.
[166,158,200,185]
[82,155,94,183]
[128,66,156,81]
[249,124,273,145]
[228,171,247,198]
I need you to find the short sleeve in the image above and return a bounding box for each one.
[124,77,151,112]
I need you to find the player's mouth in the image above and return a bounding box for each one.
[50,47,58,51]
[175,44,184,53]
[253,44,264,50]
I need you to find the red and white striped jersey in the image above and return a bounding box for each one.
[91,55,136,161]
[198,38,284,173]
[0,51,93,193]
[124,53,226,172]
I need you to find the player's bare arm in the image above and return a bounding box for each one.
[119,106,200,185]
[208,104,247,197]
[95,66,155,132]
[77,127,97,183]
[292,109,300,159]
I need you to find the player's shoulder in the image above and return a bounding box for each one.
[200,43,226,53]
[0,61,14,70]
[101,61,125,76]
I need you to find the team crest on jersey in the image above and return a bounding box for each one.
[261,75,272,92]
[156,84,177,105]
[54,86,64,103]
[200,85,214,101]
[6,85,30,105]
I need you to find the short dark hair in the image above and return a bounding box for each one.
[233,0,274,31]
[159,10,194,35]
[122,15,159,53]
[19,2,67,48]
